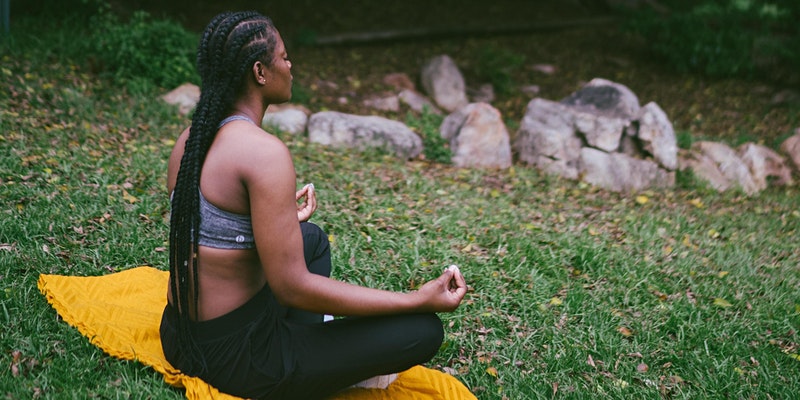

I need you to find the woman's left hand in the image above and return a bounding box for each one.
[296,183,317,222]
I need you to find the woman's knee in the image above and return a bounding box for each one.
[406,313,444,359]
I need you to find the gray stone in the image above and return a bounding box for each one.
[262,105,309,135]
[513,98,582,168]
[561,78,641,120]
[635,102,678,170]
[691,141,759,195]
[398,89,442,114]
[579,147,674,192]
[420,55,468,112]
[738,143,793,188]
[780,129,800,173]
[307,111,423,159]
[161,83,199,115]
[440,103,512,169]
[363,95,400,112]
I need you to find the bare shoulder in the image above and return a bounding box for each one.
[217,123,296,185]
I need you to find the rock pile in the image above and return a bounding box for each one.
[161,55,800,195]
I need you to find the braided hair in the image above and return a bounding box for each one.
[168,11,278,372]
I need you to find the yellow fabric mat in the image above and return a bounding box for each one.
[38,266,476,400]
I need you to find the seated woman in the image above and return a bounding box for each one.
[159,11,467,400]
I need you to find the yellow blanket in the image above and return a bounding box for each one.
[38,266,476,400]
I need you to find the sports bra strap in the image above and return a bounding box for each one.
[218,115,256,128]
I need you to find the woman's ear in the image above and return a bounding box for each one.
[252,61,268,85]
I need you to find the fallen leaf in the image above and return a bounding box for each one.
[618,326,633,337]
[486,366,498,377]
[635,195,649,205]
[637,363,649,373]
[713,298,733,308]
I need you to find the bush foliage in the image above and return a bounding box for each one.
[89,9,199,91]
[624,0,799,79]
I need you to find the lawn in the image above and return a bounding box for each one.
[2,7,800,400]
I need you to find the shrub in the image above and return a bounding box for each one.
[624,0,799,79]
[474,47,526,95]
[89,10,199,91]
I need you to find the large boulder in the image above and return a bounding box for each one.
[307,111,423,159]
[513,98,582,179]
[513,78,677,192]
[440,103,512,169]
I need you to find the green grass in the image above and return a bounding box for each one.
[3,14,800,400]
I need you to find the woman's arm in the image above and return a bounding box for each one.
[241,131,466,316]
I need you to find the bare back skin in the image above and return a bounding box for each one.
[166,32,466,323]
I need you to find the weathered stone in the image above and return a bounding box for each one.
[362,95,400,112]
[398,89,442,114]
[513,98,582,171]
[579,147,674,192]
[420,55,468,112]
[572,110,628,152]
[262,105,309,135]
[780,129,800,172]
[678,149,733,192]
[161,83,199,115]
[738,143,793,188]
[561,78,641,120]
[383,72,415,91]
[691,141,759,195]
[440,103,512,169]
[635,102,678,170]
[307,111,423,159]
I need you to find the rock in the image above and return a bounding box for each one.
[579,147,674,192]
[738,143,793,189]
[362,95,400,112]
[420,55,468,112]
[780,129,800,172]
[440,103,512,169]
[561,78,640,120]
[307,111,423,159]
[561,79,641,152]
[678,149,733,192]
[398,89,442,115]
[513,98,582,178]
[634,102,678,170]
[521,85,540,97]
[262,104,309,135]
[382,73,416,91]
[467,84,495,104]
[514,78,676,192]
[161,83,199,115]
[690,141,759,195]
[530,64,556,75]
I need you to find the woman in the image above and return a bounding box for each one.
[159,11,467,399]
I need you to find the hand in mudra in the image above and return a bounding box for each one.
[296,183,317,222]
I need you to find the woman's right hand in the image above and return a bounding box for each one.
[415,265,467,312]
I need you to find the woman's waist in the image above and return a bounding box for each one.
[164,282,274,342]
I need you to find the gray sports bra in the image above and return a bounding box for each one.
[195,115,257,249]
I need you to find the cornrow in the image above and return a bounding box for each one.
[168,11,277,373]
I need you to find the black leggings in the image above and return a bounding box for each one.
[160,222,444,400]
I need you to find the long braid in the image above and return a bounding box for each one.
[168,11,277,373]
